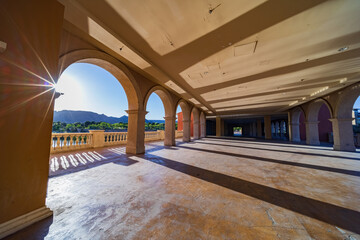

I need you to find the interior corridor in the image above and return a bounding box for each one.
[5,138,360,240]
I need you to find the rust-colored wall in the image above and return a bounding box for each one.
[318,104,333,142]
[0,0,64,223]
[299,104,333,142]
[177,112,194,136]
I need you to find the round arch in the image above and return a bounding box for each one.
[143,85,174,117]
[307,98,333,122]
[175,99,191,142]
[334,83,360,119]
[291,107,306,125]
[58,50,142,111]
[289,107,306,142]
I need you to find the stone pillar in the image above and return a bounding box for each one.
[126,109,147,154]
[216,117,222,137]
[330,118,356,151]
[257,120,262,137]
[264,116,272,140]
[164,116,175,146]
[193,120,200,140]
[89,130,105,148]
[200,119,206,138]
[289,124,301,142]
[182,119,191,142]
[305,121,320,145]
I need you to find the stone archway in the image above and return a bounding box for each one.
[290,107,306,142]
[144,85,175,146]
[175,99,191,142]
[332,83,360,151]
[306,99,333,145]
[58,50,144,154]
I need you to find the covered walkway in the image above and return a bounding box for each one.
[6,139,360,239]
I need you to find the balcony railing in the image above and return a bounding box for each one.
[51,130,183,153]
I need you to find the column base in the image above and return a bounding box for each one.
[0,206,53,239]
[126,146,145,154]
[333,144,356,152]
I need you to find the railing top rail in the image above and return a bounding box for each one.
[52,132,93,136]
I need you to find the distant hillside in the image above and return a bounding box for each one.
[53,110,165,124]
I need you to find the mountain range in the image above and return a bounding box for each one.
[53,110,165,124]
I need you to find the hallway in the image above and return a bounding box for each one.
[6,138,360,239]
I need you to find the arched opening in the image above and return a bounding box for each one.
[290,107,306,142]
[57,50,142,154]
[175,99,191,142]
[51,62,131,176]
[143,86,174,146]
[306,99,333,145]
[333,83,360,151]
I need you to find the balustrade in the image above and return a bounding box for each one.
[51,130,183,153]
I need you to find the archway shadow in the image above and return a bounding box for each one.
[140,153,360,234]
[196,140,360,162]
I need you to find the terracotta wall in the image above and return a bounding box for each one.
[0,0,64,223]
[177,112,194,136]
[299,104,333,142]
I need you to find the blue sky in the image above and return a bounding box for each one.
[54,63,360,118]
[54,63,166,119]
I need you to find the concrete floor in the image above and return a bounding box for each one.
[5,138,360,240]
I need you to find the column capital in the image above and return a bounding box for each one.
[125,109,148,115]
[329,118,354,122]
[163,116,176,120]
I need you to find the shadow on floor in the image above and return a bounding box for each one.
[205,136,335,151]
[196,140,360,161]
[140,153,360,234]
[175,145,360,177]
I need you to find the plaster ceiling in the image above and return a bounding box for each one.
[59,0,360,116]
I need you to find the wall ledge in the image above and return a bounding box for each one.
[0,206,52,239]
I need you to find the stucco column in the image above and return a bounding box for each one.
[257,120,262,137]
[164,116,175,146]
[216,117,222,137]
[264,116,272,140]
[126,109,147,154]
[330,118,356,152]
[193,120,200,140]
[200,119,206,138]
[305,121,320,145]
[289,124,300,142]
[182,119,191,142]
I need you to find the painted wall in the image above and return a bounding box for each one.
[177,112,194,136]
[0,0,64,223]
[318,104,333,142]
[299,104,333,142]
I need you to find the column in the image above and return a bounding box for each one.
[126,109,147,154]
[193,120,200,140]
[305,121,320,145]
[164,116,175,146]
[289,123,301,142]
[200,118,206,138]
[264,116,272,140]
[257,120,262,137]
[330,118,356,151]
[183,119,191,142]
[216,117,222,137]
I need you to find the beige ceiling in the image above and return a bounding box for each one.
[59,0,360,116]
